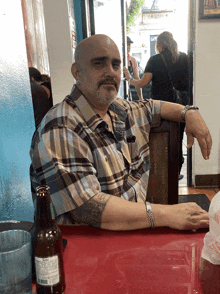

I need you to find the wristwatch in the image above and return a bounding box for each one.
[181,105,199,122]
[145,202,155,228]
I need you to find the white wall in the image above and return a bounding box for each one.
[43,0,74,105]
[193,0,220,180]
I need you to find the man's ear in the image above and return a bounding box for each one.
[71,62,81,82]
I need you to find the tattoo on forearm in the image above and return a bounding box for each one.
[67,193,111,228]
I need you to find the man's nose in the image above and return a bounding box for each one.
[104,63,116,76]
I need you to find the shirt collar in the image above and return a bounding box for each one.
[68,85,129,130]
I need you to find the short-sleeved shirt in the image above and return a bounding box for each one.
[144,50,189,102]
[30,85,161,218]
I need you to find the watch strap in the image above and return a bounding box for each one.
[181,105,199,122]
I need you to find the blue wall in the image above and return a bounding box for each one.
[0,0,84,222]
[73,0,83,43]
[0,1,35,221]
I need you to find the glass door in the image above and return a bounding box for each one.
[93,0,127,99]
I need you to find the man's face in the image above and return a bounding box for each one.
[76,37,121,110]
[127,42,131,54]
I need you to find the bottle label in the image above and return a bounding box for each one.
[35,255,60,286]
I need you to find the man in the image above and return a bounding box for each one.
[30,34,212,231]
[127,36,143,100]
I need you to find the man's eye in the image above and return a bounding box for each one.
[94,62,103,66]
[113,63,120,69]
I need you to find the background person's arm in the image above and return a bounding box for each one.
[132,59,143,100]
[124,66,153,89]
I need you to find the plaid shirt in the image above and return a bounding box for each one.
[30,85,161,218]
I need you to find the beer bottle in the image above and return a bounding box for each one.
[33,185,65,294]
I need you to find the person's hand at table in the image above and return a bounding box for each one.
[153,202,209,230]
[185,109,212,160]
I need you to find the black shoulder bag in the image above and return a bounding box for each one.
[160,54,190,106]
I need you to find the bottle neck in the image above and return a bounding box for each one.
[35,194,54,226]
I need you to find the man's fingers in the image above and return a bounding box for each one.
[188,214,209,229]
[187,131,212,160]
[187,133,194,149]
[196,219,209,229]
[197,134,212,160]
[198,138,209,160]
[206,133,212,158]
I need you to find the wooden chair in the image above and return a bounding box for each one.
[146,120,179,205]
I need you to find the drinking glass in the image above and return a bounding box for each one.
[0,229,32,294]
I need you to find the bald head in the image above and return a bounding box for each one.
[71,34,121,111]
[73,34,120,68]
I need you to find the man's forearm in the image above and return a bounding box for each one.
[60,193,154,230]
[160,101,185,122]
[56,193,209,231]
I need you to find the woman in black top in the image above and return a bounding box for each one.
[123,31,189,179]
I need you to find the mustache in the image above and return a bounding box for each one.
[98,77,118,91]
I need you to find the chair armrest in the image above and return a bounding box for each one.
[147,120,179,204]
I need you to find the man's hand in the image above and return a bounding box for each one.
[185,109,212,159]
[154,202,209,230]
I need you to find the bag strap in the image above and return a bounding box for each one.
[160,54,176,90]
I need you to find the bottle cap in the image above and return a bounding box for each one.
[36,185,50,196]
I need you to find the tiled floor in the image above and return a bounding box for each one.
[178,132,219,202]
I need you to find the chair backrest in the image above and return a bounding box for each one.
[147,120,179,204]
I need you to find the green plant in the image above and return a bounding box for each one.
[126,0,145,32]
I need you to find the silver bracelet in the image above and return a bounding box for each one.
[145,202,155,228]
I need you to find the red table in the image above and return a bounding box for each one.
[59,225,207,294]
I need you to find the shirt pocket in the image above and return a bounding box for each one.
[126,129,150,173]
[94,147,125,180]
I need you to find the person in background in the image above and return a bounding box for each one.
[30,34,212,232]
[127,36,143,101]
[124,31,189,180]
[28,67,50,128]
[41,74,53,108]
[199,192,220,293]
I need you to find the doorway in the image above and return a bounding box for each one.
[124,0,191,187]
[91,0,192,186]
